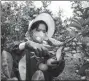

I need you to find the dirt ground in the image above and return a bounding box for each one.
[57,53,83,80]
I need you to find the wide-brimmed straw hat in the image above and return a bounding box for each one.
[25,13,55,38]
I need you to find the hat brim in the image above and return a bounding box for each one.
[26,13,55,38]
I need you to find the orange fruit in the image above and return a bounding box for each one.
[38,63,48,71]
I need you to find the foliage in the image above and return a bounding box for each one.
[68,1,89,58]
[1,1,64,47]
[1,1,89,80]
[1,1,89,63]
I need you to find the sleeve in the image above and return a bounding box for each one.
[49,60,65,77]
[48,38,63,46]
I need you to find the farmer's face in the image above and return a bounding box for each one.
[32,23,47,43]
[37,24,47,33]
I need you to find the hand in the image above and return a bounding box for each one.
[35,44,52,57]
[26,40,51,50]
[47,58,59,67]
[26,40,51,57]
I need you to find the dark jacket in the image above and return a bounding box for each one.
[2,40,65,81]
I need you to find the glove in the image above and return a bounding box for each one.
[26,40,51,57]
